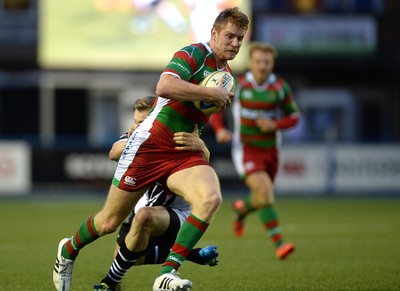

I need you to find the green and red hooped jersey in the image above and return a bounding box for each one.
[140,42,232,142]
[233,72,300,148]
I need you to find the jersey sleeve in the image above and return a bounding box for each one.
[280,80,299,115]
[209,112,225,132]
[164,45,205,81]
[276,80,300,130]
[118,132,129,141]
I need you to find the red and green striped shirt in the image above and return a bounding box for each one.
[235,72,300,148]
[211,72,300,148]
[142,42,232,142]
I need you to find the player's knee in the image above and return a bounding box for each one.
[95,214,122,235]
[134,207,156,229]
[255,191,275,207]
[201,191,223,213]
[98,220,119,235]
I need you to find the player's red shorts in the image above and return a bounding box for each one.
[242,144,279,182]
[113,128,209,192]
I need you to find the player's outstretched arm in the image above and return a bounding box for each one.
[109,124,138,162]
[109,141,127,162]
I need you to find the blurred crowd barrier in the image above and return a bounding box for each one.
[1,141,399,196]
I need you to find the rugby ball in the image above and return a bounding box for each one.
[194,71,235,116]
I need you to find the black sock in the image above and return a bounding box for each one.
[144,244,171,264]
[186,248,206,265]
[142,246,206,265]
[102,243,147,290]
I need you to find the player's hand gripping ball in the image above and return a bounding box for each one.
[194,71,235,116]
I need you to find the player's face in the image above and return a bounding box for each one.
[133,109,150,126]
[212,22,247,62]
[249,50,275,84]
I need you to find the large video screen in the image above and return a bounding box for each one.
[39,0,251,71]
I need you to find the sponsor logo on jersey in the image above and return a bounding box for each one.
[124,176,137,187]
[170,61,190,75]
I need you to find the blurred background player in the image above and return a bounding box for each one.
[210,41,300,260]
[94,96,218,291]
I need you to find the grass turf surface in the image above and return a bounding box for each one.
[0,195,399,290]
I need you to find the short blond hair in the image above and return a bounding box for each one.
[213,7,250,32]
[134,96,156,112]
[249,42,278,59]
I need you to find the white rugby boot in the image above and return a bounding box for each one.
[53,238,74,291]
[153,269,192,291]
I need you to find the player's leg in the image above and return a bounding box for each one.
[113,211,134,258]
[145,245,219,267]
[143,208,219,267]
[153,165,222,290]
[142,207,185,265]
[95,212,134,291]
[96,205,219,290]
[170,165,222,221]
[246,170,294,259]
[231,143,258,237]
[245,170,275,208]
[234,170,275,218]
[53,185,144,291]
[113,212,134,258]
[98,206,170,290]
[61,185,142,259]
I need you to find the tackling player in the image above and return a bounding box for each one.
[94,96,218,291]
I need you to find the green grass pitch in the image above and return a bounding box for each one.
[0,194,399,290]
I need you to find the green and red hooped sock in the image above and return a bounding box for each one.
[160,214,208,275]
[259,206,284,247]
[62,214,99,260]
